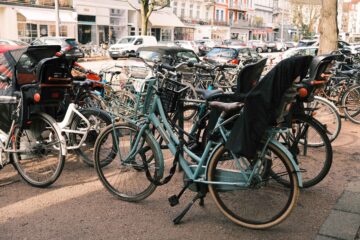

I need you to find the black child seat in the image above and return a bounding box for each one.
[206,58,268,133]
[1,46,73,128]
[225,55,314,158]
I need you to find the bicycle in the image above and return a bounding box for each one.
[93,58,304,229]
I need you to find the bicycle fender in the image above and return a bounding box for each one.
[204,142,224,180]
[144,129,164,179]
[270,139,303,187]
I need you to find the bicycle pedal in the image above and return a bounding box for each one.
[168,195,179,207]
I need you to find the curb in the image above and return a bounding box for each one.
[316,177,360,240]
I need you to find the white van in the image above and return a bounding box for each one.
[108,36,157,59]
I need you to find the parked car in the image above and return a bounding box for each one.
[247,40,268,53]
[108,36,157,60]
[297,39,317,47]
[31,37,84,58]
[271,46,319,66]
[223,39,246,46]
[285,41,297,49]
[265,41,277,52]
[0,39,28,46]
[174,40,199,54]
[0,45,24,54]
[137,46,200,81]
[203,46,262,65]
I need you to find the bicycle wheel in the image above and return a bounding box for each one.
[12,113,65,187]
[282,115,332,188]
[207,142,299,229]
[94,122,161,202]
[182,82,198,120]
[306,96,341,143]
[70,108,112,167]
[342,84,360,124]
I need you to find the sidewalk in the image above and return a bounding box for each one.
[77,56,110,62]
[316,177,360,240]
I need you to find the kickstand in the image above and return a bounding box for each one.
[173,192,205,225]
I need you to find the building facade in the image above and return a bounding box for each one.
[0,0,77,43]
[251,0,273,41]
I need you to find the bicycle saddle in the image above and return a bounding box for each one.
[195,88,223,100]
[208,101,243,113]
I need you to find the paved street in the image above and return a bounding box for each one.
[0,115,359,239]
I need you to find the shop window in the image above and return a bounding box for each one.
[161,29,172,41]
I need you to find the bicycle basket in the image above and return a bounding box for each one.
[160,79,188,113]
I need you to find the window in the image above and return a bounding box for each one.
[110,9,126,26]
[196,5,200,19]
[134,38,143,45]
[216,10,220,21]
[220,10,224,21]
[161,29,172,41]
[189,4,193,18]
[175,51,199,63]
[181,2,185,18]
[173,2,177,14]
[60,25,67,36]
[206,10,209,20]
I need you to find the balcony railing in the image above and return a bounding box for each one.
[213,20,229,26]
[0,0,73,9]
[180,17,212,25]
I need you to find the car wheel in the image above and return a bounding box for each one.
[257,48,263,53]
[112,57,118,60]
[268,48,272,53]
[281,48,285,52]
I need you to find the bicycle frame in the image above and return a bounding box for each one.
[57,103,90,150]
[123,90,302,188]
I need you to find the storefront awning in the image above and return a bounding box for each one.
[149,10,184,28]
[17,8,77,23]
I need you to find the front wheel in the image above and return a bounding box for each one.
[12,113,65,187]
[207,142,299,229]
[94,122,162,202]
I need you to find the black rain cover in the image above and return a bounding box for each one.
[225,55,314,158]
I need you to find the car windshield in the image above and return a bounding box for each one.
[206,48,237,59]
[138,50,161,62]
[117,37,135,44]
[298,41,315,47]
[176,51,199,63]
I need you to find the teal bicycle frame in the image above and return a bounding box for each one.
[121,78,303,188]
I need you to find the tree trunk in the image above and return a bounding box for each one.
[141,16,149,35]
[318,0,338,55]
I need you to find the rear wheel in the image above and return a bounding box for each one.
[70,109,112,167]
[342,84,360,124]
[306,96,341,143]
[278,115,332,188]
[207,142,299,229]
[12,113,65,187]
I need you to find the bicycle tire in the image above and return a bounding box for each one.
[94,122,161,202]
[306,96,341,143]
[280,115,332,188]
[207,142,299,229]
[12,113,65,187]
[70,108,112,167]
[341,84,360,124]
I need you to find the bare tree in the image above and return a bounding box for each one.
[128,0,171,35]
[318,0,338,54]
[290,0,320,38]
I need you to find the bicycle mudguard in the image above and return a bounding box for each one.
[144,128,165,180]
[270,139,303,188]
